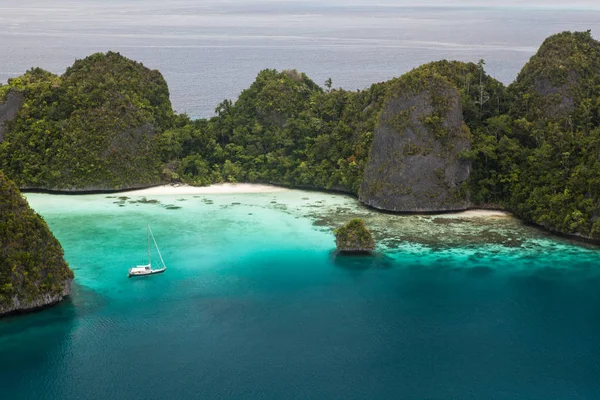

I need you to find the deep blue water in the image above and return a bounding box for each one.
[1,191,600,399]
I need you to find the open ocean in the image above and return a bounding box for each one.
[0,0,599,118]
[0,189,599,399]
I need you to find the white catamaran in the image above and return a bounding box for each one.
[128,224,167,278]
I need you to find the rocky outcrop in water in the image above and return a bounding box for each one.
[335,219,376,253]
[359,70,471,212]
[0,172,74,316]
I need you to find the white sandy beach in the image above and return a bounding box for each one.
[122,183,289,196]
[438,209,511,218]
[122,184,511,218]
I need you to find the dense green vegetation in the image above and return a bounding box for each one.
[0,52,174,190]
[334,219,376,252]
[504,31,600,238]
[155,68,387,192]
[202,68,386,192]
[164,62,504,194]
[1,31,600,239]
[0,172,73,314]
[462,31,600,238]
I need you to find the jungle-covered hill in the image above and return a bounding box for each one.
[0,51,175,191]
[1,31,600,240]
[0,172,74,316]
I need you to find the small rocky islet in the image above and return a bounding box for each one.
[335,219,376,253]
[2,30,600,316]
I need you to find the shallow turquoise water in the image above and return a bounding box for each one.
[1,190,600,399]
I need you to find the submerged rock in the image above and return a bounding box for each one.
[0,172,74,316]
[334,218,376,253]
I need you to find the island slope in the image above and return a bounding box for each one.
[505,31,600,239]
[0,172,74,316]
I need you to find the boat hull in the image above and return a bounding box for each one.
[128,268,167,278]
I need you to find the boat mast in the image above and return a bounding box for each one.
[147,223,151,266]
[148,225,167,269]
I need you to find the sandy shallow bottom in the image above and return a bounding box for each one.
[124,184,510,217]
[24,185,600,277]
[438,209,510,218]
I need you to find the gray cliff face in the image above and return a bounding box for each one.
[532,71,578,119]
[359,81,471,212]
[0,91,24,143]
[0,279,72,316]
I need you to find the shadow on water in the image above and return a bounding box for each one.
[0,296,76,335]
[0,302,76,389]
[330,251,395,271]
[0,283,106,395]
[0,283,101,351]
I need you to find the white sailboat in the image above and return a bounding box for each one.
[128,224,167,278]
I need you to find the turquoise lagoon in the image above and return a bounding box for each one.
[1,188,600,399]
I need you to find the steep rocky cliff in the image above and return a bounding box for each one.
[0,172,73,316]
[0,91,23,143]
[359,70,471,212]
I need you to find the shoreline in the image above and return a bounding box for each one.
[122,184,511,218]
[120,183,289,195]
[24,182,511,218]
[436,209,511,218]
[23,182,600,245]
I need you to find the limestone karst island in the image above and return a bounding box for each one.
[335,219,376,253]
[1,2,600,397]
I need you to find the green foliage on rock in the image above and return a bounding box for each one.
[0,172,73,315]
[359,65,472,212]
[162,68,386,192]
[335,219,376,252]
[503,31,600,238]
[0,52,175,190]
[458,30,600,239]
[509,30,600,122]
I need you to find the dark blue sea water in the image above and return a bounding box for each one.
[1,190,599,399]
[1,1,599,118]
